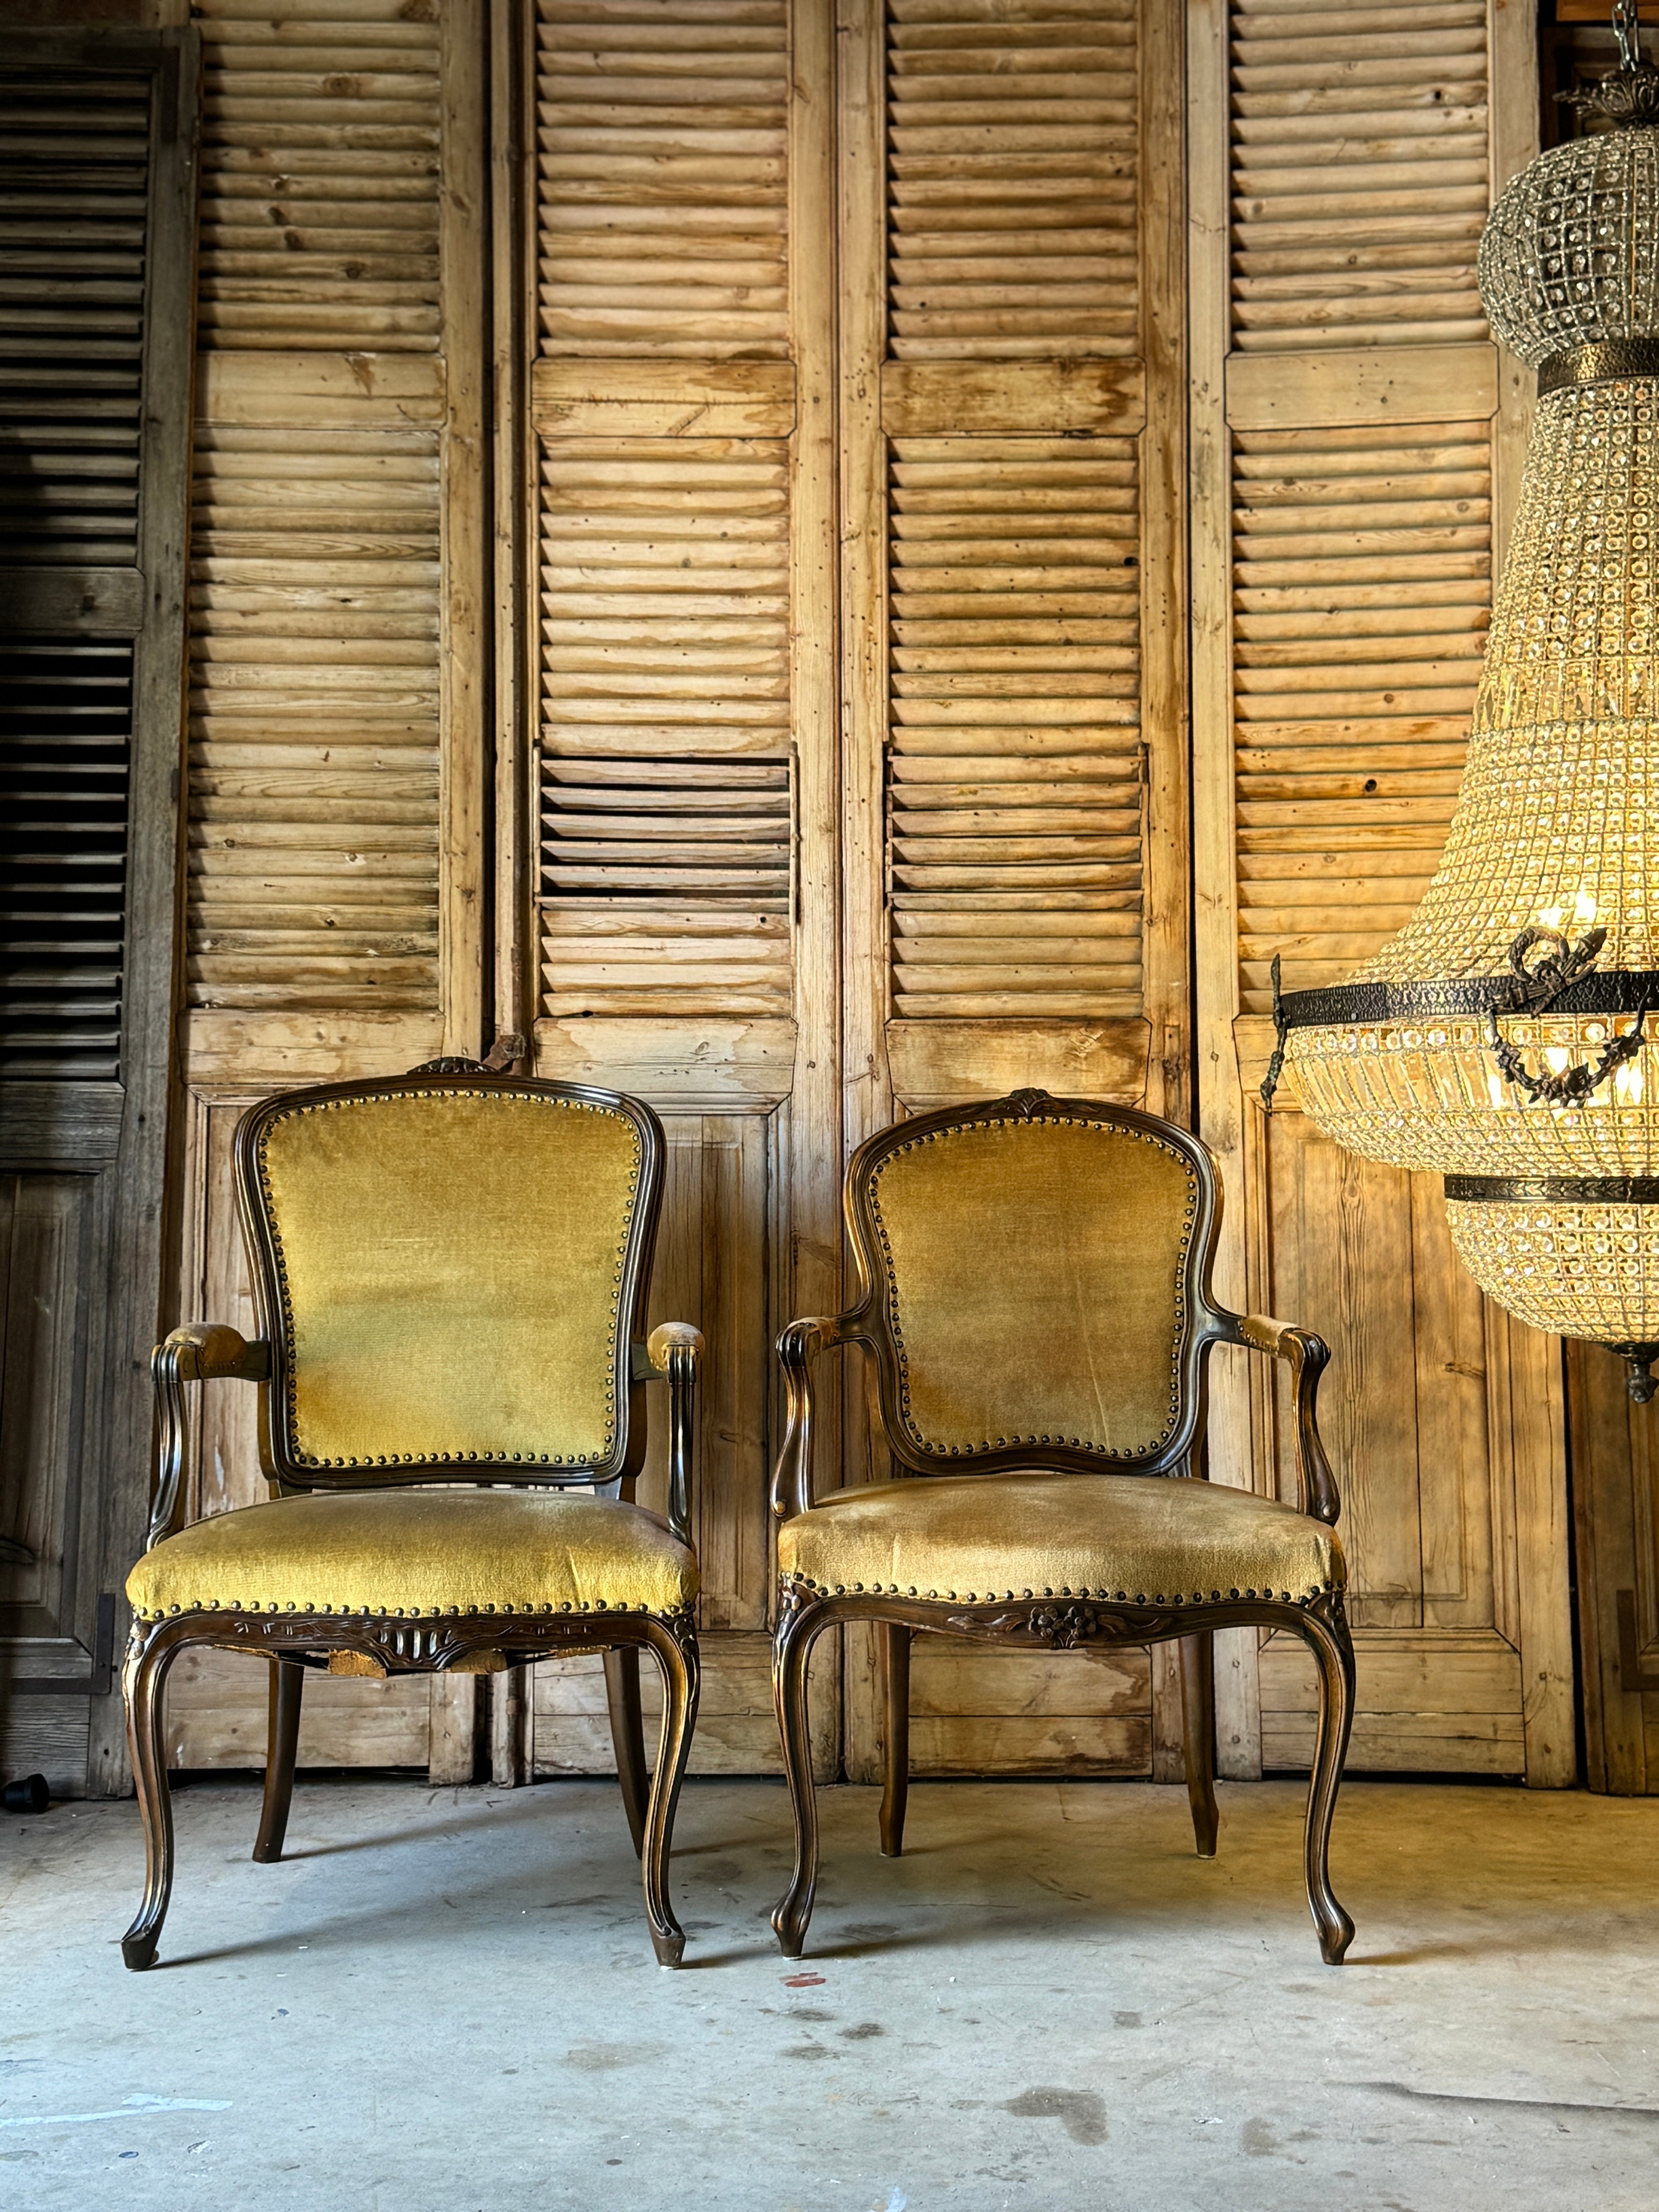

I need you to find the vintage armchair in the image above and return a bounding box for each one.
[768,1089,1356,1965]
[122,1063,704,1970]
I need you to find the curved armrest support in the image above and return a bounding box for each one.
[149,1325,271,1550]
[647,1321,703,1547]
[771,1314,860,1523]
[1219,1312,1339,1526]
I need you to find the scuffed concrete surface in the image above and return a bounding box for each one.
[3,1775,1658,2210]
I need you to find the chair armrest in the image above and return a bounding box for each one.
[645,1322,702,1547]
[771,1314,860,1523]
[1218,1312,1339,1526]
[149,1325,271,1549]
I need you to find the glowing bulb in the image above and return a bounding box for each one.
[1616,1057,1646,1108]
[1539,905,1565,932]
[1573,888,1599,927]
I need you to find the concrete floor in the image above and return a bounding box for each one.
[3,1776,1658,2212]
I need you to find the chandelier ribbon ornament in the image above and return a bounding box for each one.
[1267,5,1659,1403]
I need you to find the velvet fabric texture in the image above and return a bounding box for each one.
[258,1089,641,1468]
[126,1488,699,1621]
[867,1118,1197,1459]
[776,1473,1344,1608]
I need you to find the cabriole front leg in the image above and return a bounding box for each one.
[1297,1595,1357,1965]
[121,1622,184,1970]
[771,1590,831,1958]
[640,1617,700,1968]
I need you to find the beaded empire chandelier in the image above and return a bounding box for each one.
[1269,6,1659,1401]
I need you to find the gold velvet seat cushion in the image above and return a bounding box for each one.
[127,1488,698,1623]
[776,1474,1343,1609]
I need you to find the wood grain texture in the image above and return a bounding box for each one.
[535,437,794,1015]
[888,434,1145,1017]
[886,0,1138,360]
[1232,417,1491,1006]
[532,1631,838,1780]
[535,0,789,359]
[185,5,456,1022]
[1569,1339,1659,1795]
[532,356,796,436]
[194,0,443,354]
[1230,0,1490,354]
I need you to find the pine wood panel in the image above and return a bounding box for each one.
[0,1175,90,1638]
[886,0,1137,360]
[168,2,487,1776]
[536,435,793,1017]
[839,0,1188,1783]
[186,409,443,1012]
[1230,0,1490,354]
[535,0,790,358]
[1233,417,1491,1008]
[1191,0,1574,1785]
[1569,1341,1659,1794]
[1,28,201,1796]
[196,0,442,353]
[888,433,1144,1018]
[531,1632,838,1777]
[522,0,842,1785]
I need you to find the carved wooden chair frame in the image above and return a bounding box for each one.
[768,1088,1356,1965]
[124,1062,702,1970]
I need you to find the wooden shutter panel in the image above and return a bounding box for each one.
[531,0,794,1033]
[520,0,840,1781]
[869,0,1176,1105]
[167,2,486,1778]
[1191,0,1574,1787]
[184,0,458,1039]
[834,0,1187,1783]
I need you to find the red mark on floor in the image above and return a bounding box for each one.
[782,1973,826,1988]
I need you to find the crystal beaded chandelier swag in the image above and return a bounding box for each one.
[1270,3,1659,1400]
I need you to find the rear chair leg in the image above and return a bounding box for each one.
[1178,1632,1219,1859]
[604,1645,649,1859]
[879,1623,910,1858]
[122,1628,180,1970]
[253,1658,304,1863]
[640,1622,699,1968]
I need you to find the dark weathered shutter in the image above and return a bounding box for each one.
[0,29,199,1796]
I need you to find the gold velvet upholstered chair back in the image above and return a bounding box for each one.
[237,1073,659,1489]
[767,1089,1356,1969]
[120,1065,704,1974]
[848,1094,1207,1475]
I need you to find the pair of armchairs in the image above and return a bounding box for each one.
[121,1062,1355,1974]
